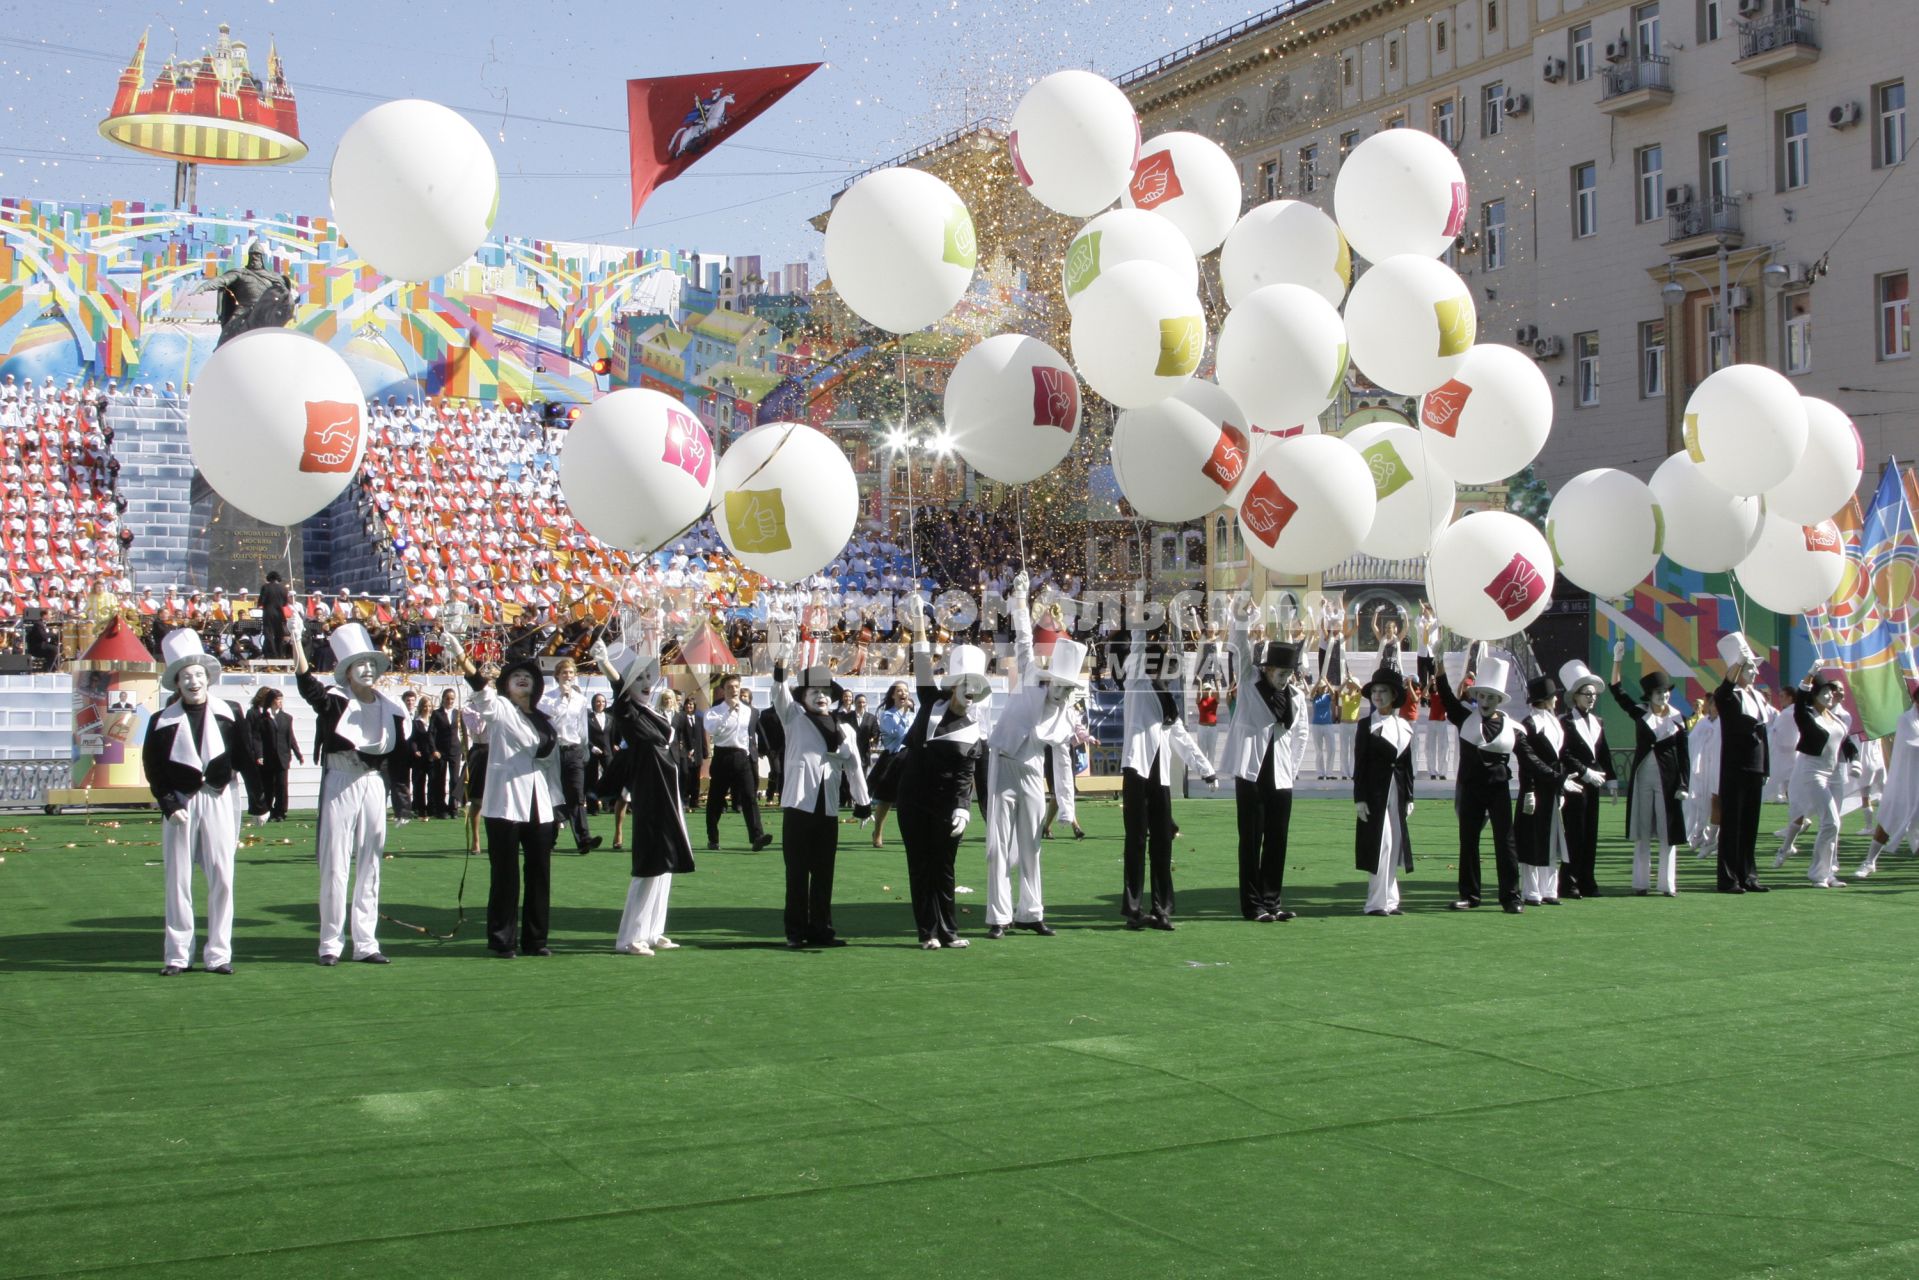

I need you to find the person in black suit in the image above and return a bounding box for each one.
[1512,675,1571,906]
[246,686,303,821]
[852,693,881,768]
[258,571,291,660]
[1708,632,1773,894]
[1433,643,1524,913]
[672,697,705,811]
[408,700,434,820]
[1556,659,1615,898]
[430,687,462,817]
[389,690,418,823]
[897,641,989,949]
[755,690,784,806]
[1353,665,1415,916]
[586,692,615,814]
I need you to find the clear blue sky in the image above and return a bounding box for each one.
[1,0,1276,270]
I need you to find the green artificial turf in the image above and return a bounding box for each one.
[2,796,1917,1279]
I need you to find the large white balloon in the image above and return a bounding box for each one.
[1648,453,1766,572]
[1111,396,1254,521]
[1333,129,1470,263]
[1342,423,1455,559]
[187,329,368,526]
[1008,70,1141,217]
[330,100,498,281]
[943,334,1081,484]
[1682,363,1809,496]
[1215,284,1349,436]
[1062,209,1197,311]
[1220,199,1353,309]
[1343,255,1477,395]
[559,389,717,552]
[1546,469,1661,598]
[1068,260,1206,408]
[1428,511,1556,640]
[1416,343,1553,484]
[1765,397,1863,524]
[1122,131,1243,255]
[1236,435,1377,574]
[1735,515,1846,614]
[713,422,859,582]
[824,168,977,334]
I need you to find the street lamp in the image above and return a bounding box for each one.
[1660,243,1788,372]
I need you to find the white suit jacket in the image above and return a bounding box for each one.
[1221,621,1308,787]
[987,596,1076,763]
[771,678,871,816]
[1119,630,1214,785]
[469,684,562,823]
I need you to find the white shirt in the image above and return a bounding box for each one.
[704,701,753,751]
[540,684,590,745]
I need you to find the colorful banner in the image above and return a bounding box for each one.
[1810,461,1916,737]
[626,63,822,220]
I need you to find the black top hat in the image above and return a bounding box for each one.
[499,657,546,706]
[1364,665,1406,702]
[1811,675,1845,701]
[1526,675,1559,704]
[1253,640,1300,671]
[1639,670,1672,697]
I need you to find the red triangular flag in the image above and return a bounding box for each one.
[626,62,823,221]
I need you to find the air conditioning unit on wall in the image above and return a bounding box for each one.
[1830,101,1862,128]
[1542,57,1566,83]
[1533,335,1566,359]
[1665,183,1694,208]
[1738,0,1766,15]
[1504,93,1532,116]
[1515,323,1539,345]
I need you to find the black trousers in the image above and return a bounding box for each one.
[898,806,961,943]
[782,802,839,943]
[1561,788,1602,894]
[1121,767,1176,921]
[484,815,554,953]
[679,759,701,809]
[259,763,289,821]
[388,757,413,819]
[1718,771,1765,889]
[427,757,449,817]
[707,747,765,845]
[763,752,783,806]
[1235,762,1293,918]
[1457,783,1521,906]
[411,759,430,817]
[558,743,592,848]
[263,620,288,660]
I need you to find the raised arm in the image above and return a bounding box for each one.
[1009,571,1037,680]
[1434,657,1471,726]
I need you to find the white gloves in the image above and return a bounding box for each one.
[287,609,304,640]
[1012,570,1029,600]
[252,811,270,828]
[1406,801,1415,817]
[1355,802,1370,822]
[1674,789,1689,802]
[1205,774,1220,792]
[167,809,188,826]
[1613,640,1627,661]
[1562,777,1582,795]
[1523,793,1537,815]
[1583,769,1605,787]
[441,631,464,664]
[589,639,611,670]
[950,808,970,837]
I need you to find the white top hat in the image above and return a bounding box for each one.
[1472,654,1512,707]
[159,629,217,692]
[1716,631,1758,670]
[1559,659,1605,699]
[941,644,991,699]
[328,622,390,686]
[1039,636,1090,689]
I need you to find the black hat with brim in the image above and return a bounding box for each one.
[1639,670,1672,697]
[1364,666,1406,702]
[499,657,545,706]
[1527,675,1559,704]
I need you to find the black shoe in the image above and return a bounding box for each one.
[1563,887,1584,900]
[531,946,553,957]
[1387,908,1405,916]
[785,939,807,950]
[317,954,340,967]
[1146,915,1176,932]
[1272,909,1297,922]
[1254,912,1275,923]
[580,836,604,854]
[493,948,517,958]
[1634,889,1650,896]
[1541,898,1561,905]
[160,964,185,976]
[1502,903,1524,914]
[359,953,390,965]
[751,834,774,851]
[811,936,847,948]
[1072,827,1086,841]
[1124,916,1146,931]
[1717,885,1746,894]
[1449,899,1481,911]
[1016,920,1057,936]
[986,924,1008,939]
[707,841,721,852]
[1365,909,1389,917]
[1744,882,1771,893]
[207,963,234,975]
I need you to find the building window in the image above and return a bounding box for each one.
[1259,159,1279,200]
[1780,106,1810,191]
[1385,113,1407,130]
[1483,82,1506,137]
[1487,0,1499,33]
[1878,81,1908,169]
[1482,199,1507,270]
[1387,38,1399,71]
[1299,143,1321,193]
[1343,55,1355,87]
[1705,128,1731,203]
[1702,0,1722,43]
[1634,2,1662,59]
[1880,271,1911,361]
[1637,144,1665,222]
[1573,163,1599,238]
[1436,19,1448,52]
[1783,293,1812,375]
[1432,98,1457,146]
[1640,320,1667,398]
[1340,129,1362,160]
[1575,332,1600,406]
[1571,24,1594,82]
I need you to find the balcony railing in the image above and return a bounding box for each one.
[1738,9,1819,58]
[1601,54,1672,100]
[1668,195,1743,242]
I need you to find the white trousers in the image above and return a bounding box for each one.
[1334,723,1354,776]
[1314,725,1336,776]
[617,873,673,949]
[162,784,238,968]
[316,761,387,959]
[986,753,1047,925]
[1632,839,1678,894]
[1364,778,1403,914]
[1419,721,1452,777]
[1521,863,1560,902]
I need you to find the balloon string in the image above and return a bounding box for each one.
[900,342,918,585]
[1015,486,1027,570]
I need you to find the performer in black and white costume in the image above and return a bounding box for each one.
[1224,605,1307,922]
[540,659,602,854]
[144,630,263,975]
[1608,640,1691,897]
[593,639,695,955]
[289,613,408,965]
[1352,664,1415,916]
[898,639,988,949]
[770,648,872,949]
[1556,659,1615,898]
[982,573,1086,939]
[1686,699,1723,861]
[1113,623,1219,931]
[1858,682,1919,877]
[1712,632,1775,894]
[1774,669,1859,888]
[1433,644,1523,913]
[1513,675,1577,906]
